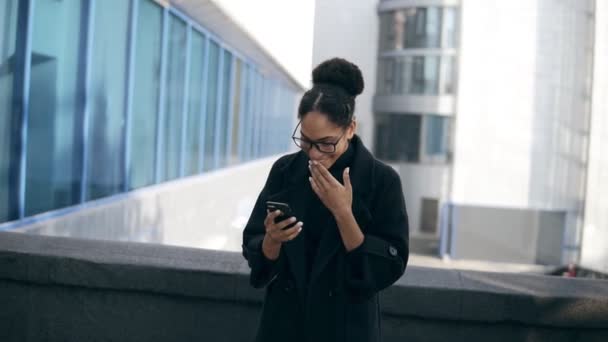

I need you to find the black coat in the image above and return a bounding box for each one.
[242,135,409,342]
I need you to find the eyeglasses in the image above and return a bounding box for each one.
[291,121,347,154]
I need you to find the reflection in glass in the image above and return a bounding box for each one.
[26,0,85,216]
[130,0,162,190]
[379,56,444,95]
[161,14,187,181]
[425,115,449,156]
[380,7,458,50]
[229,59,243,166]
[219,49,232,168]
[0,0,19,222]
[375,113,421,162]
[185,30,205,176]
[87,0,129,200]
[203,41,219,171]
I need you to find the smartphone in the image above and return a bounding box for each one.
[266,201,296,230]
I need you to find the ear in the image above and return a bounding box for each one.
[348,118,357,139]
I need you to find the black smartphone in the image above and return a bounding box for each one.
[266,201,296,230]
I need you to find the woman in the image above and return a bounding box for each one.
[242,58,409,342]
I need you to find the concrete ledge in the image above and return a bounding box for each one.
[1,231,607,341]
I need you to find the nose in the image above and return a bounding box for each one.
[308,147,324,161]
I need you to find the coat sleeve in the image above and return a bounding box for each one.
[241,158,285,289]
[344,169,409,299]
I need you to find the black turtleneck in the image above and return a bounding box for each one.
[302,140,356,284]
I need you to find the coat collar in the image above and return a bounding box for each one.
[268,134,376,301]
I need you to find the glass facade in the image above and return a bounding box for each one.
[130,0,162,190]
[185,30,206,176]
[377,6,458,96]
[0,0,297,225]
[375,5,458,165]
[0,0,20,222]
[26,0,86,216]
[161,14,187,182]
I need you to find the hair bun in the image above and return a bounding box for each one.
[312,58,364,97]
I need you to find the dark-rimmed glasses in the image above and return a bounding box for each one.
[291,121,347,154]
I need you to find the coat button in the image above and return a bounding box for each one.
[388,246,398,257]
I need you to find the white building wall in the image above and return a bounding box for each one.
[392,163,449,235]
[311,0,379,148]
[581,0,608,274]
[452,0,594,211]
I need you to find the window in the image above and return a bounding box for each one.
[0,0,20,222]
[375,113,451,163]
[185,30,205,176]
[218,49,232,167]
[378,56,442,95]
[203,41,219,171]
[130,0,162,190]
[229,59,243,166]
[425,115,449,156]
[86,0,130,200]
[26,0,86,216]
[442,7,458,49]
[380,7,459,51]
[161,14,187,181]
[440,56,456,95]
[375,113,421,162]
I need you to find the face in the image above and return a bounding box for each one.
[298,111,356,169]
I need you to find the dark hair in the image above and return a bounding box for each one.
[298,58,364,128]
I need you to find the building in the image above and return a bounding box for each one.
[313,0,608,271]
[0,0,317,251]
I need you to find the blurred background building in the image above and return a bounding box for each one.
[314,0,607,273]
[0,0,606,276]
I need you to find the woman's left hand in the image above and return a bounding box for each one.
[308,160,352,216]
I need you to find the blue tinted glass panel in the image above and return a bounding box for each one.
[185,30,205,176]
[26,0,85,216]
[219,49,232,167]
[86,0,129,200]
[426,115,448,155]
[0,0,19,222]
[129,0,162,190]
[229,59,242,166]
[161,14,187,181]
[203,41,219,171]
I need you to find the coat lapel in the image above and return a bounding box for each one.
[308,135,376,285]
[267,152,310,303]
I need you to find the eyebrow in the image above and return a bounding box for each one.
[300,131,338,142]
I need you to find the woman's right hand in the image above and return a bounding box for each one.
[264,210,303,244]
[262,210,303,261]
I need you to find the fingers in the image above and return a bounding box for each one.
[276,216,298,230]
[315,162,339,185]
[264,209,282,227]
[343,167,352,191]
[308,161,328,191]
[309,175,321,196]
[284,225,303,241]
[267,220,303,243]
